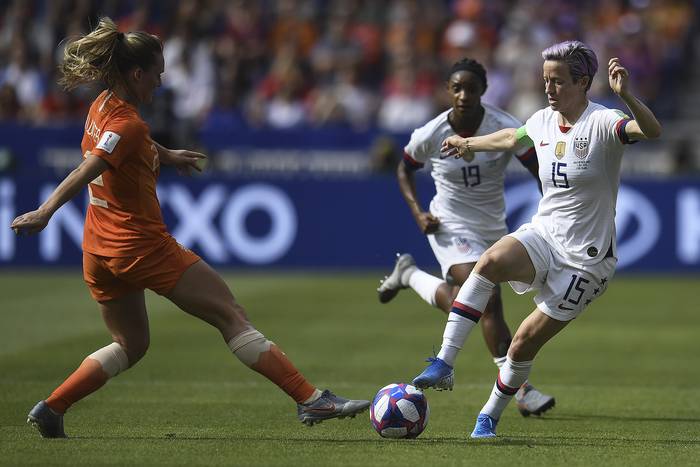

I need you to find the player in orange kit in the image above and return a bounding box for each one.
[11,17,368,438]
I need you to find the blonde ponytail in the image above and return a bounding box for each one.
[59,17,162,91]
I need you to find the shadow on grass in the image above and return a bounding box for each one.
[68,434,700,447]
[493,435,700,448]
[544,413,700,424]
[67,434,520,445]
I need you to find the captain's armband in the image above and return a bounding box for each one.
[515,126,533,147]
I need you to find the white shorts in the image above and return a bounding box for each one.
[507,223,617,321]
[427,226,498,280]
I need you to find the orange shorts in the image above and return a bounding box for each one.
[83,236,201,302]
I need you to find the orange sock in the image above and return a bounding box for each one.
[45,358,109,414]
[252,345,316,403]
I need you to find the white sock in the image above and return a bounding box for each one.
[481,357,533,420]
[407,269,444,307]
[494,356,530,387]
[436,273,495,367]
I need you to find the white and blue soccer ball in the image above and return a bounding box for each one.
[370,383,429,439]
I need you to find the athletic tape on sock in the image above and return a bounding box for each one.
[227,329,272,366]
[87,342,129,378]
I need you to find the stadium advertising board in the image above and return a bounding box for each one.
[2,176,699,272]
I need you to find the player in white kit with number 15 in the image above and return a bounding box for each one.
[411,41,662,438]
[377,58,555,417]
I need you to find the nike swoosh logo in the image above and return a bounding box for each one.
[557,304,574,311]
[539,141,550,146]
[303,406,337,414]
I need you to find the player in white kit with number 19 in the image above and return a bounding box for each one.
[412,41,662,438]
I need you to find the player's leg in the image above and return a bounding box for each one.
[28,290,147,438]
[438,263,512,354]
[471,249,616,437]
[378,251,456,310]
[413,236,535,390]
[472,309,568,438]
[444,262,555,415]
[475,279,555,418]
[433,263,468,312]
[165,259,369,425]
[380,230,488,310]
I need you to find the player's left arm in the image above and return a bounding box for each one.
[154,141,207,175]
[608,57,662,141]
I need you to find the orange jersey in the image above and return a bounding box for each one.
[81,90,168,257]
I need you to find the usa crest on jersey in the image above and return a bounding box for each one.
[574,137,589,159]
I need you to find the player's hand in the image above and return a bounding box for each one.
[440,136,474,161]
[608,58,629,96]
[11,209,51,236]
[167,149,207,176]
[415,212,440,234]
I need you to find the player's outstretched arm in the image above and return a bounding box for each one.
[396,161,440,234]
[608,57,661,140]
[154,141,207,176]
[441,128,519,159]
[11,153,109,235]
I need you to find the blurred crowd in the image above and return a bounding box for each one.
[0,0,696,140]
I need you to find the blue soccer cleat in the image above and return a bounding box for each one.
[27,400,67,438]
[470,413,498,439]
[412,357,454,391]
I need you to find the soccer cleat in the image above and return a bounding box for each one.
[515,383,555,417]
[412,357,454,391]
[470,413,498,438]
[27,400,67,438]
[377,253,416,303]
[297,390,370,426]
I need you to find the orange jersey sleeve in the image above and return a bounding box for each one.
[81,91,169,257]
[90,117,144,170]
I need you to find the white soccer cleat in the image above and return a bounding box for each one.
[377,253,417,303]
[515,383,555,417]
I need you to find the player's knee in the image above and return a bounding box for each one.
[218,302,251,336]
[474,250,508,282]
[118,336,149,366]
[508,334,536,361]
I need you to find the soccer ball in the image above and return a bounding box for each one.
[370,383,429,439]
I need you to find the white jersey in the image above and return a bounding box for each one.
[525,101,632,266]
[404,104,534,240]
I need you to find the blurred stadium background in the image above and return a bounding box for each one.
[0,0,699,272]
[2,2,700,464]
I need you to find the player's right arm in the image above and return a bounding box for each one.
[441,127,524,159]
[397,160,440,235]
[11,153,109,235]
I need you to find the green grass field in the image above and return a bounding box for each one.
[1,271,699,466]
